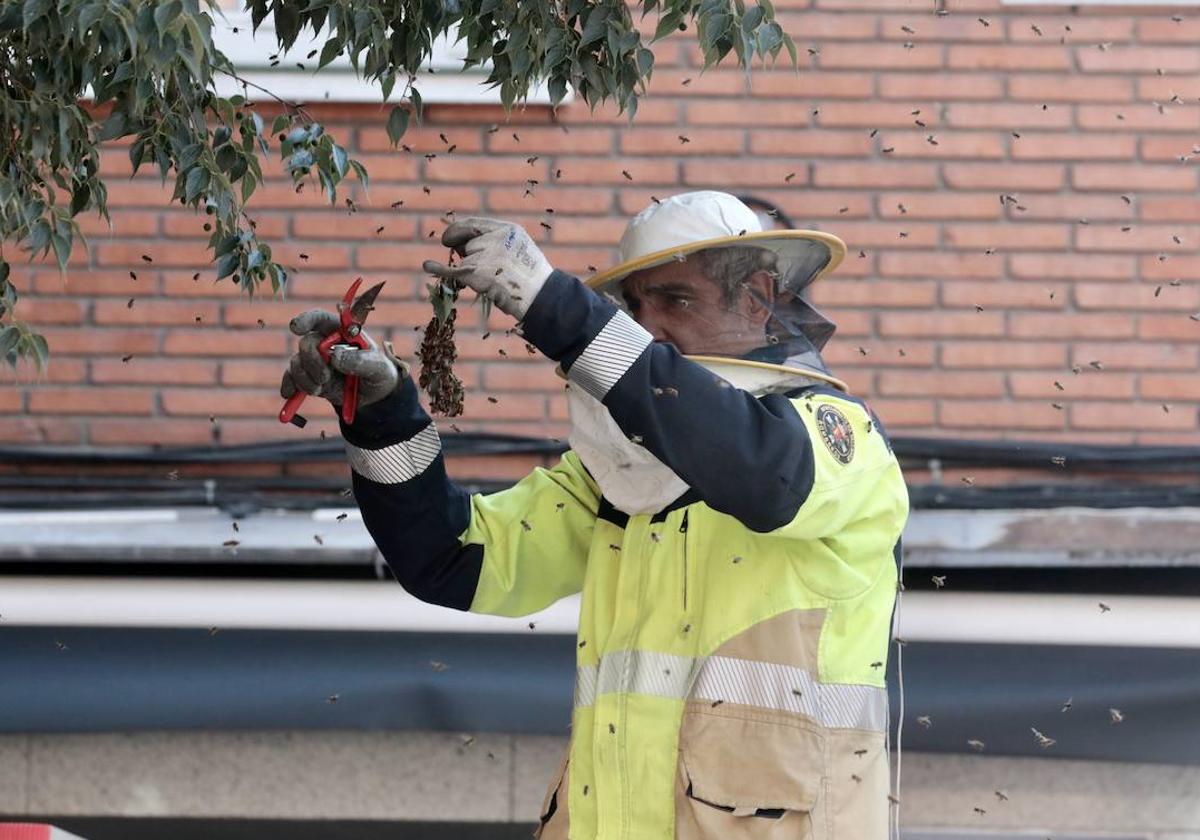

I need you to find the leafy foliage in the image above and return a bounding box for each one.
[0,0,792,370]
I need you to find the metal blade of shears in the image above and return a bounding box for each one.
[349,281,386,327]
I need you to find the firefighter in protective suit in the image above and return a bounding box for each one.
[281,190,909,839]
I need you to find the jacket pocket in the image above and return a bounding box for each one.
[534,746,570,840]
[675,706,826,840]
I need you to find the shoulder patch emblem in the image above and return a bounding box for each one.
[815,404,855,465]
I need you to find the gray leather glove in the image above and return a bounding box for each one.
[280,309,407,409]
[422,217,554,320]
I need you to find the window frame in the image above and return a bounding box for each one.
[210,8,564,106]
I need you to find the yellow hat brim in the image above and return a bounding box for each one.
[582,229,847,291]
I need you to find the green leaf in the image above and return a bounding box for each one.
[0,269,17,317]
[580,7,609,47]
[319,36,344,68]
[348,158,369,188]
[242,173,257,203]
[96,111,127,142]
[273,3,300,46]
[317,167,335,204]
[129,138,148,174]
[51,232,70,272]
[289,148,314,170]
[637,47,654,77]
[70,182,91,216]
[332,144,349,178]
[271,115,290,136]
[781,31,797,67]
[653,12,680,42]
[184,166,209,203]
[180,16,207,79]
[0,327,18,359]
[431,286,454,324]
[229,156,248,182]
[216,234,239,256]
[410,88,424,122]
[111,61,135,85]
[154,0,182,33]
[215,144,238,171]
[758,22,782,59]
[249,0,268,30]
[548,75,567,106]
[29,219,51,254]
[269,263,286,294]
[78,1,104,33]
[215,251,239,280]
[386,105,409,146]
[22,0,52,30]
[30,332,49,371]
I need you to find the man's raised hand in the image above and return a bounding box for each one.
[422,217,553,320]
[280,309,405,410]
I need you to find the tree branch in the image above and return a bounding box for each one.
[209,64,317,123]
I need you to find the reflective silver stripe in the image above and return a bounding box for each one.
[575,650,695,709]
[601,649,697,700]
[575,663,598,709]
[573,650,887,732]
[568,311,654,400]
[694,656,887,732]
[691,656,821,720]
[343,424,441,484]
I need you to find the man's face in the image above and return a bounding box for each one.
[620,257,776,356]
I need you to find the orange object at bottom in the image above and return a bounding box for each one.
[0,825,87,840]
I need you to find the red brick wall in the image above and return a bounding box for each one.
[5,0,1200,478]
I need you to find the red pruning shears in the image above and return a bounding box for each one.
[279,276,386,428]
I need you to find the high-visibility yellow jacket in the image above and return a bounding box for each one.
[341,271,909,839]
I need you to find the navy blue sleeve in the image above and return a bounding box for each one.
[518,271,816,533]
[338,375,483,610]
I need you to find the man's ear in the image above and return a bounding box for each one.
[741,269,777,320]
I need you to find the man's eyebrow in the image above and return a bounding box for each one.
[637,281,694,295]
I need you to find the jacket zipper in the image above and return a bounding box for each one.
[680,509,690,612]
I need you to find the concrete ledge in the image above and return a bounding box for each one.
[3,735,1199,835]
[897,751,1200,835]
[0,731,557,823]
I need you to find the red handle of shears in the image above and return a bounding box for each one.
[280,277,372,427]
[324,328,370,425]
[279,389,308,425]
[279,329,367,426]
